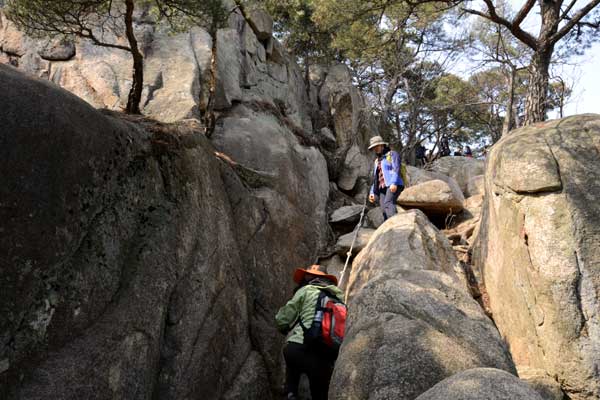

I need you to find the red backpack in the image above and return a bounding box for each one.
[300,289,347,355]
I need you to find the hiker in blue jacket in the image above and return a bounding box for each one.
[368,136,404,221]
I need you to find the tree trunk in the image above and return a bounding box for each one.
[404,105,419,165]
[304,56,311,98]
[524,48,553,124]
[124,0,143,114]
[502,67,516,137]
[383,75,401,129]
[524,0,559,125]
[558,79,566,118]
[394,114,404,154]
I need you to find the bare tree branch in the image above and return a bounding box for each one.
[513,0,536,26]
[551,0,600,43]
[461,5,538,50]
[560,0,580,20]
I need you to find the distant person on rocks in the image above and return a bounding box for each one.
[440,137,451,157]
[482,145,489,159]
[367,136,405,221]
[464,146,473,158]
[415,143,427,167]
[276,264,345,400]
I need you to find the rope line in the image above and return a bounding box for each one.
[338,194,368,298]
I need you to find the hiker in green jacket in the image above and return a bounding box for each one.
[275,264,344,400]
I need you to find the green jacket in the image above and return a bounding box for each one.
[275,283,344,344]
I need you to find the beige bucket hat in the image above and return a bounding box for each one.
[368,135,388,150]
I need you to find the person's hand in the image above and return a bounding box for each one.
[390,184,398,193]
[369,194,376,203]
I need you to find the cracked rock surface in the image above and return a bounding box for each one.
[330,210,515,400]
[473,115,600,400]
[0,62,328,399]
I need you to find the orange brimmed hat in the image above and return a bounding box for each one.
[293,264,338,285]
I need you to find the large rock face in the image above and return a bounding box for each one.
[405,165,460,189]
[474,115,600,400]
[211,104,329,236]
[312,64,376,194]
[398,179,465,215]
[318,64,367,149]
[415,368,544,400]
[1,5,376,202]
[337,144,371,192]
[0,61,327,400]
[335,229,376,257]
[0,8,313,134]
[330,210,515,400]
[431,156,484,196]
[0,10,213,123]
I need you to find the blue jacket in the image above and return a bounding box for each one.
[370,150,404,195]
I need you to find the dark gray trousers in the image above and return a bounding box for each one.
[379,186,403,220]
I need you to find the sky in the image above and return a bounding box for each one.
[506,0,600,118]
[559,42,600,116]
[446,1,600,119]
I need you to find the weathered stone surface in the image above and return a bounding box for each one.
[431,156,485,196]
[330,211,515,400]
[328,183,359,213]
[473,115,600,400]
[143,27,212,122]
[444,194,484,247]
[518,367,565,400]
[366,207,385,229]
[0,13,30,56]
[214,28,243,110]
[366,206,405,229]
[330,205,364,224]
[38,37,75,61]
[18,51,49,78]
[45,25,133,109]
[415,368,544,400]
[319,127,336,149]
[0,13,234,121]
[335,229,376,257]
[337,144,371,191]
[466,174,484,197]
[398,179,465,215]
[308,64,327,87]
[319,64,371,149]
[345,210,467,290]
[211,105,328,231]
[319,255,346,282]
[0,64,249,399]
[0,50,11,64]
[0,64,329,400]
[455,194,484,228]
[247,9,273,40]
[405,165,459,188]
[222,352,271,400]
[265,36,285,63]
[18,23,211,123]
[210,103,329,389]
[491,131,562,193]
[238,26,313,135]
[0,9,313,135]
